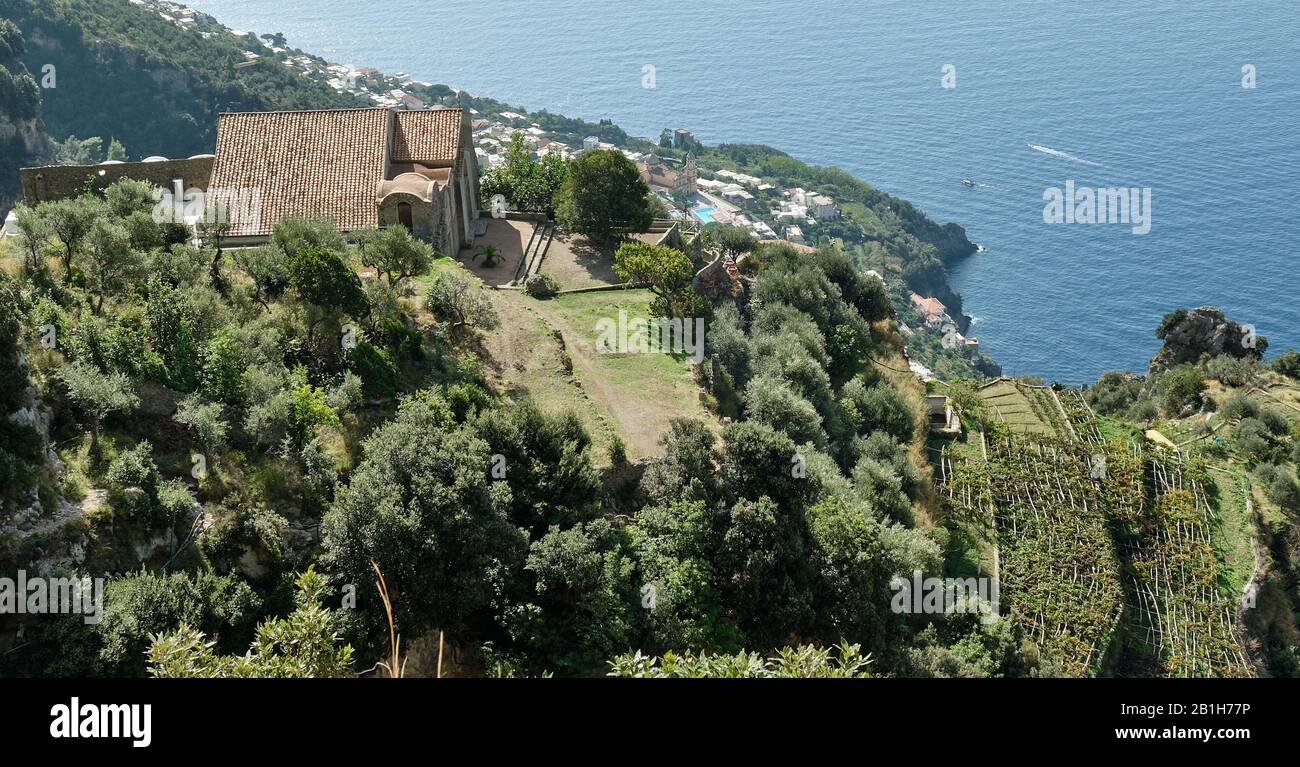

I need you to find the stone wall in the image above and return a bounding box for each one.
[377,193,437,243]
[20,157,214,204]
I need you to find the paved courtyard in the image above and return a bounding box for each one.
[455,218,531,286]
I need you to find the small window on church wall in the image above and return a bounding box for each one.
[397,202,413,230]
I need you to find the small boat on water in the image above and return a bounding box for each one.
[961,178,977,187]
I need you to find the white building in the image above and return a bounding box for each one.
[810,194,839,220]
[716,169,762,187]
[721,184,754,203]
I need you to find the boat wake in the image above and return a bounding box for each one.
[1027,143,1104,167]
[961,179,1008,191]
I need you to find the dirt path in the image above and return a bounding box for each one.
[537,307,661,459]
[524,296,702,459]
[513,291,713,460]
[1236,493,1272,677]
[479,290,618,453]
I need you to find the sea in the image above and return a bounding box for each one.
[191,0,1300,384]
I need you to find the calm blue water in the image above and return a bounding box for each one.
[193,0,1300,383]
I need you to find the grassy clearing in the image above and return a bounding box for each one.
[412,261,618,458]
[488,291,617,453]
[533,288,713,459]
[1205,468,1256,596]
[416,258,711,460]
[978,379,1055,436]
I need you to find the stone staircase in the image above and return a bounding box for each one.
[513,219,555,285]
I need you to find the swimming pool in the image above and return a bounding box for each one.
[694,206,715,223]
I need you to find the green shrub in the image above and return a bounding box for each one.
[1127,399,1159,422]
[200,329,246,407]
[1258,465,1300,510]
[349,341,400,399]
[380,318,424,361]
[443,381,492,421]
[525,272,560,298]
[1220,393,1259,421]
[1258,407,1292,437]
[1207,354,1255,387]
[105,441,158,495]
[1234,418,1276,463]
[1160,365,1206,416]
[1270,350,1300,380]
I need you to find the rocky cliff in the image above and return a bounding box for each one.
[0,18,48,210]
[1148,306,1262,374]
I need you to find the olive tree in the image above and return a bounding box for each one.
[59,362,138,452]
[357,225,435,289]
[423,271,499,335]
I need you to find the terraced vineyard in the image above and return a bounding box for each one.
[976,379,1057,437]
[1110,453,1255,677]
[941,382,1256,677]
[1058,388,1105,445]
[946,427,1124,676]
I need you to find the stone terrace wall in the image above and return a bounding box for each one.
[20,158,214,204]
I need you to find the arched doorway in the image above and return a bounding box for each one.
[397,202,413,231]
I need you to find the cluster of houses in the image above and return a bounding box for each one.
[909,293,981,358]
[327,68,438,111]
[471,119,586,170]
[659,160,842,246]
[137,0,444,113]
[467,114,659,173]
[132,0,218,32]
[459,105,847,250]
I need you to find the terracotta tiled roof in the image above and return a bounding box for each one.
[210,107,391,236]
[392,109,463,165]
[209,107,466,237]
[638,162,678,189]
[910,293,947,318]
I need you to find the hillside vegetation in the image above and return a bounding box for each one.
[0,0,364,207]
[2,0,1298,680]
[1,175,1001,678]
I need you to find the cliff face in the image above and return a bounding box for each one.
[1148,306,1261,374]
[0,18,48,210]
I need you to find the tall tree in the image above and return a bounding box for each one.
[320,394,527,642]
[43,197,104,285]
[82,218,139,314]
[554,149,652,242]
[285,244,368,346]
